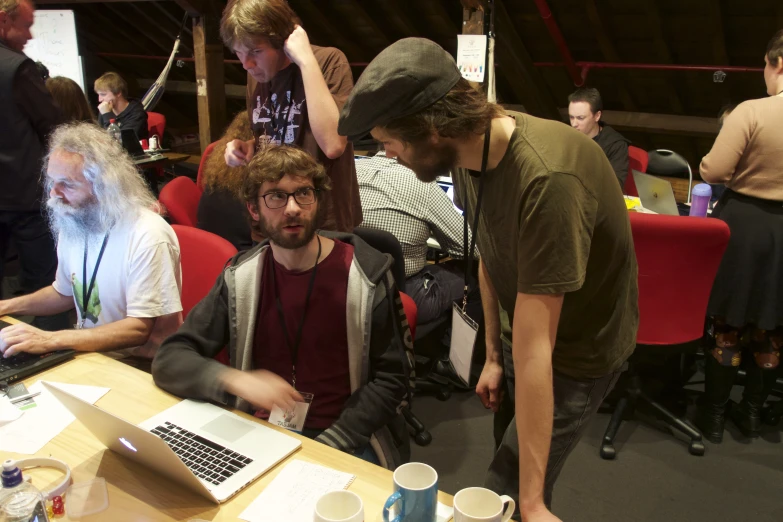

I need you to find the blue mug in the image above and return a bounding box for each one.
[383,462,438,522]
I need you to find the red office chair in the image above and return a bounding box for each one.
[171,225,238,319]
[600,212,730,459]
[159,176,201,227]
[624,146,648,197]
[400,293,417,339]
[196,141,218,192]
[147,112,166,141]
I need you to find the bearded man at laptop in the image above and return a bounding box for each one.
[153,145,412,469]
[0,123,183,363]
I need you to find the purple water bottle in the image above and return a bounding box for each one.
[689,183,712,217]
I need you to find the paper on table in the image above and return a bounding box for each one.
[239,459,355,522]
[0,395,23,427]
[0,380,110,454]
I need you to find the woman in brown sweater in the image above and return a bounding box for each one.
[695,29,783,444]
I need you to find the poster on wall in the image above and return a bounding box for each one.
[457,34,488,83]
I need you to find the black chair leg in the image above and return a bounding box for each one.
[402,405,432,446]
[600,395,631,460]
[639,390,705,456]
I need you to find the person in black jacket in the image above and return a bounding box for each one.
[568,87,630,190]
[0,0,66,331]
[94,72,148,139]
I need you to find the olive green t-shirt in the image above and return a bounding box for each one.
[452,112,639,379]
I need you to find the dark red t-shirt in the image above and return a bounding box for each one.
[254,239,354,429]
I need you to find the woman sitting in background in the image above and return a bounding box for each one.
[695,29,783,443]
[45,76,96,124]
[197,110,255,251]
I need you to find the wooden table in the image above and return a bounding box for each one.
[7,353,453,521]
[134,152,191,169]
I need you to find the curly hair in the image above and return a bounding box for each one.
[201,110,254,195]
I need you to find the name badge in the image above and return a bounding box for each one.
[268,392,314,433]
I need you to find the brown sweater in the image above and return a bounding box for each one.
[700,95,783,201]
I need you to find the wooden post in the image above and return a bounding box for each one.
[193,14,226,153]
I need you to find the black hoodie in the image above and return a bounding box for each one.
[99,98,149,139]
[593,124,630,189]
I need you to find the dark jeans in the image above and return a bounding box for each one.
[0,210,69,331]
[486,342,624,517]
[301,427,380,465]
[404,262,465,325]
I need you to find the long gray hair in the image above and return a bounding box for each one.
[43,122,160,233]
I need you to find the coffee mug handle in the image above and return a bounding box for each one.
[499,495,516,522]
[382,491,403,522]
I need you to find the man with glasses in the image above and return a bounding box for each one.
[152,145,412,469]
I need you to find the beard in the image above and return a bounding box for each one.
[46,197,106,244]
[257,211,318,250]
[398,141,459,183]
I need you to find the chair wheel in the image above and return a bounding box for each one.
[436,389,451,401]
[689,441,705,456]
[414,431,433,446]
[600,444,616,460]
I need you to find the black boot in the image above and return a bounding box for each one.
[729,364,777,438]
[695,355,739,444]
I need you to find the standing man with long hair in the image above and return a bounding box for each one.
[339,39,638,521]
[220,0,362,232]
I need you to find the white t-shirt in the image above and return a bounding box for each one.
[52,208,183,358]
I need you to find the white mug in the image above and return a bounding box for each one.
[453,487,515,522]
[314,490,364,522]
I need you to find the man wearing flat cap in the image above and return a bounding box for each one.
[339,38,639,521]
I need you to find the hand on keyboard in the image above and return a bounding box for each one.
[0,323,58,358]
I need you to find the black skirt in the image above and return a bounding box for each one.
[708,189,783,330]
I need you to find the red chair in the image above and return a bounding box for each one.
[624,146,648,197]
[171,225,237,319]
[400,293,417,339]
[600,212,730,459]
[147,112,166,141]
[159,176,201,227]
[196,141,218,192]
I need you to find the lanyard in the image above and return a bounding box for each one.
[81,232,110,328]
[460,128,491,311]
[270,235,322,388]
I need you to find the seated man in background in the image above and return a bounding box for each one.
[568,87,629,189]
[197,110,255,251]
[153,145,411,469]
[94,72,148,139]
[0,122,182,363]
[356,151,468,324]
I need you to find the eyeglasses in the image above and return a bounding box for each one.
[259,187,319,209]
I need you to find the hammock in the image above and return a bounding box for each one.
[142,14,189,111]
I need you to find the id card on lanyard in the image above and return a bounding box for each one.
[448,127,491,386]
[75,232,110,330]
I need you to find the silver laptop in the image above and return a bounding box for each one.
[632,170,679,216]
[43,382,301,504]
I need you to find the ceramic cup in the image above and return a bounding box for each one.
[314,490,364,522]
[453,487,515,522]
[382,462,438,522]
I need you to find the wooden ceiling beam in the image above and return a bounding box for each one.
[87,7,164,57]
[640,0,685,114]
[558,108,719,137]
[341,0,392,48]
[584,0,638,112]
[34,0,157,3]
[494,0,561,120]
[150,2,194,38]
[126,3,193,56]
[104,4,179,56]
[365,0,420,40]
[173,0,205,17]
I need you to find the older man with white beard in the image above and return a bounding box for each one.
[0,122,183,362]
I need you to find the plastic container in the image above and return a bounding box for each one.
[689,183,712,217]
[0,460,49,522]
[107,119,121,142]
[65,478,108,518]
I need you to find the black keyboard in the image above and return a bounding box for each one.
[0,350,75,383]
[150,422,254,486]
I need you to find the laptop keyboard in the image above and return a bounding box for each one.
[0,352,38,371]
[150,422,254,486]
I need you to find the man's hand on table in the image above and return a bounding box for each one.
[0,323,60,358]
[221,368,303,411]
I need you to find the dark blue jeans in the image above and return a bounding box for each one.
[486,341,625,517]
[301,427,380,465]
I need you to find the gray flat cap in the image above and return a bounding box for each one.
[338,38,461,141]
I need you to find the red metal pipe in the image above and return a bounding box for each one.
[532,0,584,87]
[534,61,763,79]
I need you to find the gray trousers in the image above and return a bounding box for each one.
[404,262,465,325]
[486,342,624,518]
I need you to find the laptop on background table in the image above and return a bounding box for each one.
[632,170,681,216]
[120,129,165,165]
[0,320,74,383]
[43,382,301,504]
